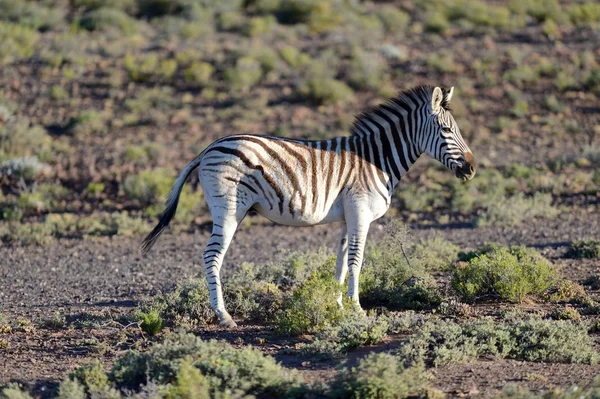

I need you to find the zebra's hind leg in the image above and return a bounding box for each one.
[335,223,349,307]
[203,209,246,328]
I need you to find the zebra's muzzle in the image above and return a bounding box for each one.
[455,152,476,181]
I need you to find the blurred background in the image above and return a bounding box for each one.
[0,0,598,242]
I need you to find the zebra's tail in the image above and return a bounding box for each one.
[140,150,206,255]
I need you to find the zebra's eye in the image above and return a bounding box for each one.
[441,126,453,134]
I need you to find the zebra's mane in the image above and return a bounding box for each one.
[351,85,449,136]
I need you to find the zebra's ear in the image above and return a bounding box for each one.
[445,86,454,103]
[431,86,444,113]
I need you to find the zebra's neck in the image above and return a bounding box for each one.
[350,105,424,189]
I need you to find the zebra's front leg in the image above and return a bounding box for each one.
[203,214,241,328]
[345,214,371,309]
[335,223,348,307]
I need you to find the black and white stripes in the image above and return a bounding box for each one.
[141,85,476,327]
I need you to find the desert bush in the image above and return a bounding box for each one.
[110,333,303,395]
[243,15,276,37]
[360,221,443,309]
[165,357,210,399]
[0,22,39,65]
[452,245,557,303]
[183,61,214,85]
[79,7,138,33]
[376,5,410,36]
[346,49,388,90]
[398,316,597,367]
[275,0,343,33]
[279,46,311,69]
[122,168,171,207]
[0,157,47,180]
[123,53,160,82]
[550,306,581,321]
[297,59,353,105]
[569,3,600,26]
[66,110,107,136]
[474,192,559,227]
[566,240,600,259]
[303,312,389,358]
[136,308,165,335]
[544,280,586,303]
[276,257,345,335]
[0,222,54,245]
[329,353,430,399]
[70,360,110,394]
[140,278,214,327]
[0,384,34,399]
[413,236,460,271]
[0,1,65,31]
[56,378,86,399]
[224,56,263,91]
[0,118,51,162]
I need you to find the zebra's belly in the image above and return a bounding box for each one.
[253,197,345,226]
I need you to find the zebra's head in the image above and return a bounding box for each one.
[422,86,476,181]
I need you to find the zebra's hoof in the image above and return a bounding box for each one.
[219,318,238,328]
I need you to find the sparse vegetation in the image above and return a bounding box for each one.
[566,240,600,259]
[398,316,597,367]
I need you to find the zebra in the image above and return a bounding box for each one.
[141,85,476,328]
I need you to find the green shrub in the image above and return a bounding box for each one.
[360,221,442,309]
[140,278,214,327]
[452,245,557,303]
[303,313,389,358]
[474,192,558,227]
[0,119,51,162]
[0,22,39,65]
[329,353,430,399]
[398,317,597,367]
[243,15,276,37]
[377,5,410,35]
[297,67,353,105]
[0,384,33,399]
[567,240,600,259]
[279,46,311,69]
[0,0,64,31]
[122,168,172,206]
[70,360,110,394]
[225,56,263,91]
[568,2,600,26]
[56,378,86,399]
[110,333,303,395]
[0,157,47,180]
[423,11,449,34]
[183,61,214,85]
[66,110,107,136]
[0,222,54,245]
[137,308,165,335]
[551,306,581,321]
[413,236,460,271]
[123,53,160,82]
[217,10,245,31]
[347,49,388,90]
[79,7,137,33]
[276,0,343,33]
[165,357,210,399]
[277,257,345,335]
[544,280,586,303]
